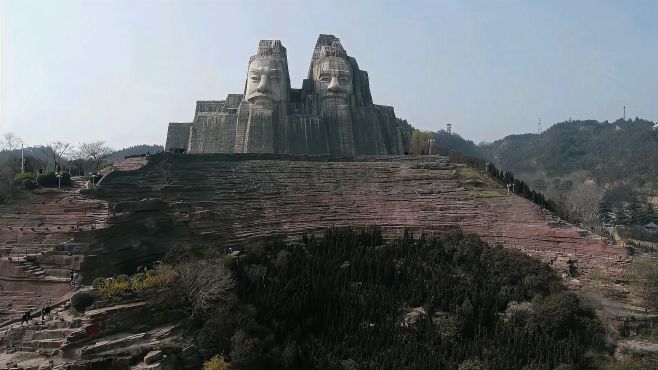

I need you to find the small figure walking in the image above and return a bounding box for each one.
[73,272,82,289]
[21,309,31,326]
[41,305,51,324]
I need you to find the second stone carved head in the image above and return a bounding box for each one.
[244,40,290,110]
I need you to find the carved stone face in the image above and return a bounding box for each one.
[245,57,287,109]
[314,56,353,107]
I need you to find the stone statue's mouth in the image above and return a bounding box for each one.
[247,94,277,106]
[322,92,348,100]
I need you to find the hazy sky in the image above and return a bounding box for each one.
[1,0,657,149]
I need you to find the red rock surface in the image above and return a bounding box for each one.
[0,179,109,323]
[1,153,628,322]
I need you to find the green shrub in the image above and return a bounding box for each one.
[98,265,179,298]
[116,274,130,283]
[70,291,94,312]
[22,179,37,190]
[14,172,36,183]
[36,171,72,188]
[92,277,106,290]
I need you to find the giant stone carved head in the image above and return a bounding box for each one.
[313,56,353,107]
[244,40,290,109]
[308,39,355,111]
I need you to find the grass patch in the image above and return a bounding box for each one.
[203,356,230,370]
[453,165,505,198]
[95,264,178,298]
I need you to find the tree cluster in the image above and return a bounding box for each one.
[186,228,602,370]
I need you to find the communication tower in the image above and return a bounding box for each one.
[446,123,452,135]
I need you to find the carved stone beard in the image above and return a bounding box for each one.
[321,108,355,155]
[235,96,289,154]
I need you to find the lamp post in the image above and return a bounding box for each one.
[56,172,62,189]
[21,142,24,173]
[427,138,435,156]
[90,173,98,187]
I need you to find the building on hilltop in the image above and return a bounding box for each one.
[165,34,413,155]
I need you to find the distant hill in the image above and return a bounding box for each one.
[479,118,658,185]
[432,130,482,158]
[434,118,658,230]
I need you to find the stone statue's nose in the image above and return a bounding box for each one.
[327,76,340,92]
[257,77,270,93]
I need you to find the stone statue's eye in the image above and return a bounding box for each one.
[251,76,260,82]
[319,75,330,83]
[270,76,280,82]
[340,78,349,84]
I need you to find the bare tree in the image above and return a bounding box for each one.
[39,141,73,172]
[176,260,235,316]
[78,141,114,172]
[567,181,603,227]
[2,132,21,168]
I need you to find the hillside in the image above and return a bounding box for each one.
[480,119,657,185]
[432,119,658,232]
[2,154,655,369]
[0,229,614,369]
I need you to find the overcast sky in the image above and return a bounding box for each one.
[1,0,657,149]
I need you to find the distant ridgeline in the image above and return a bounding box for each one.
[478,118,658,182]
[433,119,658,227]
[165,34,413,155]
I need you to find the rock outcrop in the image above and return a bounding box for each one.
[0,288,199,370]
[165,35,413,155]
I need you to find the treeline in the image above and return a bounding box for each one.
[430,141,561,216]
[485,163,556,212]
[181,228,603,370]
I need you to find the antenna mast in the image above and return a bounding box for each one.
[538,117,542,134]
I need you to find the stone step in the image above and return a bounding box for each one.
[79,332,148,357]
[28,328,76,340]
[26,338,65,349]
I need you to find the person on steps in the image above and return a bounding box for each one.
[41,305,51,324]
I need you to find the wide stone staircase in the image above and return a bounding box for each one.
[0,177,110,323]
[94,154,626,269]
